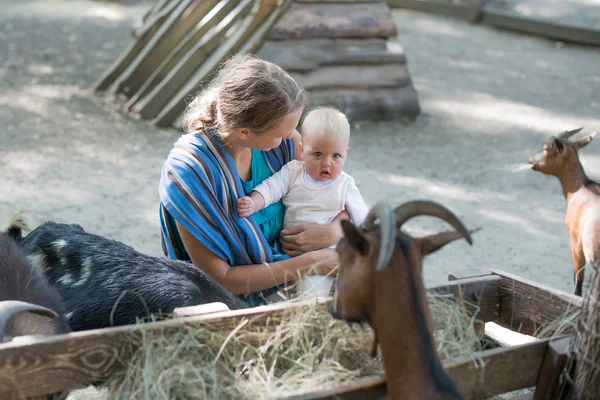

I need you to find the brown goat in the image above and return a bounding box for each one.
[329,200,473,400]
[529,127,599,296]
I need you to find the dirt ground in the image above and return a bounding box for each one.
[1,1,599,296]
[1,1,599,399]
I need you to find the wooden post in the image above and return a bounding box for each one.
[533,336,572,400]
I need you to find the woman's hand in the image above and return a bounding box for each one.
[280,210,350,256]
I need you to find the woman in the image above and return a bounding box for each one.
[158,54,344,306]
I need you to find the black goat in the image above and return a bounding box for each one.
[0,214,70,342]
[17,221,247,332]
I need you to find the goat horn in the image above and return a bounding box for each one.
[558,127,583,140]
[362,202,396,272]
[0,301,59,340]
[394,200,473,245]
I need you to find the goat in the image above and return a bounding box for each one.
[0,214,70,343]
[15,221,247,332]
[529,127,599,296]
[329,200,473,400]
[0,215,71,400]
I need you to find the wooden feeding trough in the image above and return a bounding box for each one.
[94,0,421,128]
[0,268,585,399]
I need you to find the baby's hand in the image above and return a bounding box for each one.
[237,196,255,218]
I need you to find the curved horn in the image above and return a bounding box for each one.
[558,127,583,140]
[394,200,473,245]
[0,301,58,340]
[362,202,396,272]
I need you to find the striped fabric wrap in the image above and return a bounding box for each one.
[158,129,294,302]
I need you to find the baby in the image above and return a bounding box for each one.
[237,106,369,298]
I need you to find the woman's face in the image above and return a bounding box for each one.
[238,109,303,151]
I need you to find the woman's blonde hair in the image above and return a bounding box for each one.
[183,54,308,136]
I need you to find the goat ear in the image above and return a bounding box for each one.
[341,220,370,256]
[554,138,565,152]
[417,227,481,257]
[576,132,596,150]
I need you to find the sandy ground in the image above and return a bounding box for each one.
[1,1,599,399]
[1,2,600,301]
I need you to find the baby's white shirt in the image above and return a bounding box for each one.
[252,160,369,230]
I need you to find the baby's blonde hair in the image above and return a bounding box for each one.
[301,106,350,144]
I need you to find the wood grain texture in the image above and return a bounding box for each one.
[290,64,411,90]
[0,277,498,398]
[279,339,550,400]
[489,269,583,336]
[154,0,292,127]
[533,336,572,400]
[307,84,420,121]
[258,38,406,72]
[269,2,397,40]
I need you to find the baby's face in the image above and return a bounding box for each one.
[301,133,349,182]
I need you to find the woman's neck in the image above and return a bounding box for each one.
[222,133,252,179]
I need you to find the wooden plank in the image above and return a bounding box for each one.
[485,321,540,347]
[281,375,387,400]
[134,0,255,120]
[155,0,291,127]
[489,269,583,336]
[387,0,485,22]
[126,0,238,111]
[0,276,496,399]
[93,0,181,92]
[114,0,222,98]
[307,84,421,122]
[173,301,230,317]
[290,64,411,90]
[533,336,572,400]
[280,339,551,400]
[428,275,501,324]
[0,298,328,399]
[269,2,397,40]
[257,38,406,72]
[449,268,493,281]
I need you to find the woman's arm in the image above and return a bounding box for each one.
[177,221,338,295]
[279,210,350,257]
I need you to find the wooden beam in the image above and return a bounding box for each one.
[269,2,397,40]
[0,275,498,398]
[290,63,411,90]
[258,38,406,72]
[533,336,572,400]
[114,0,222,98]
[172,301,230,317]
[126,0,237,112]
[154,0,292,127]
[93,0,182,92]
[448,268,493,281]
[428,275,501,324]
[306,84,421,122]
[485,321,540,347]
[489,269,582,336]
[280,339,551,400]
[0,298,327,399]
[134,0,254,120]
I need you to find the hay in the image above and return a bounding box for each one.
[107,293,482,400]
